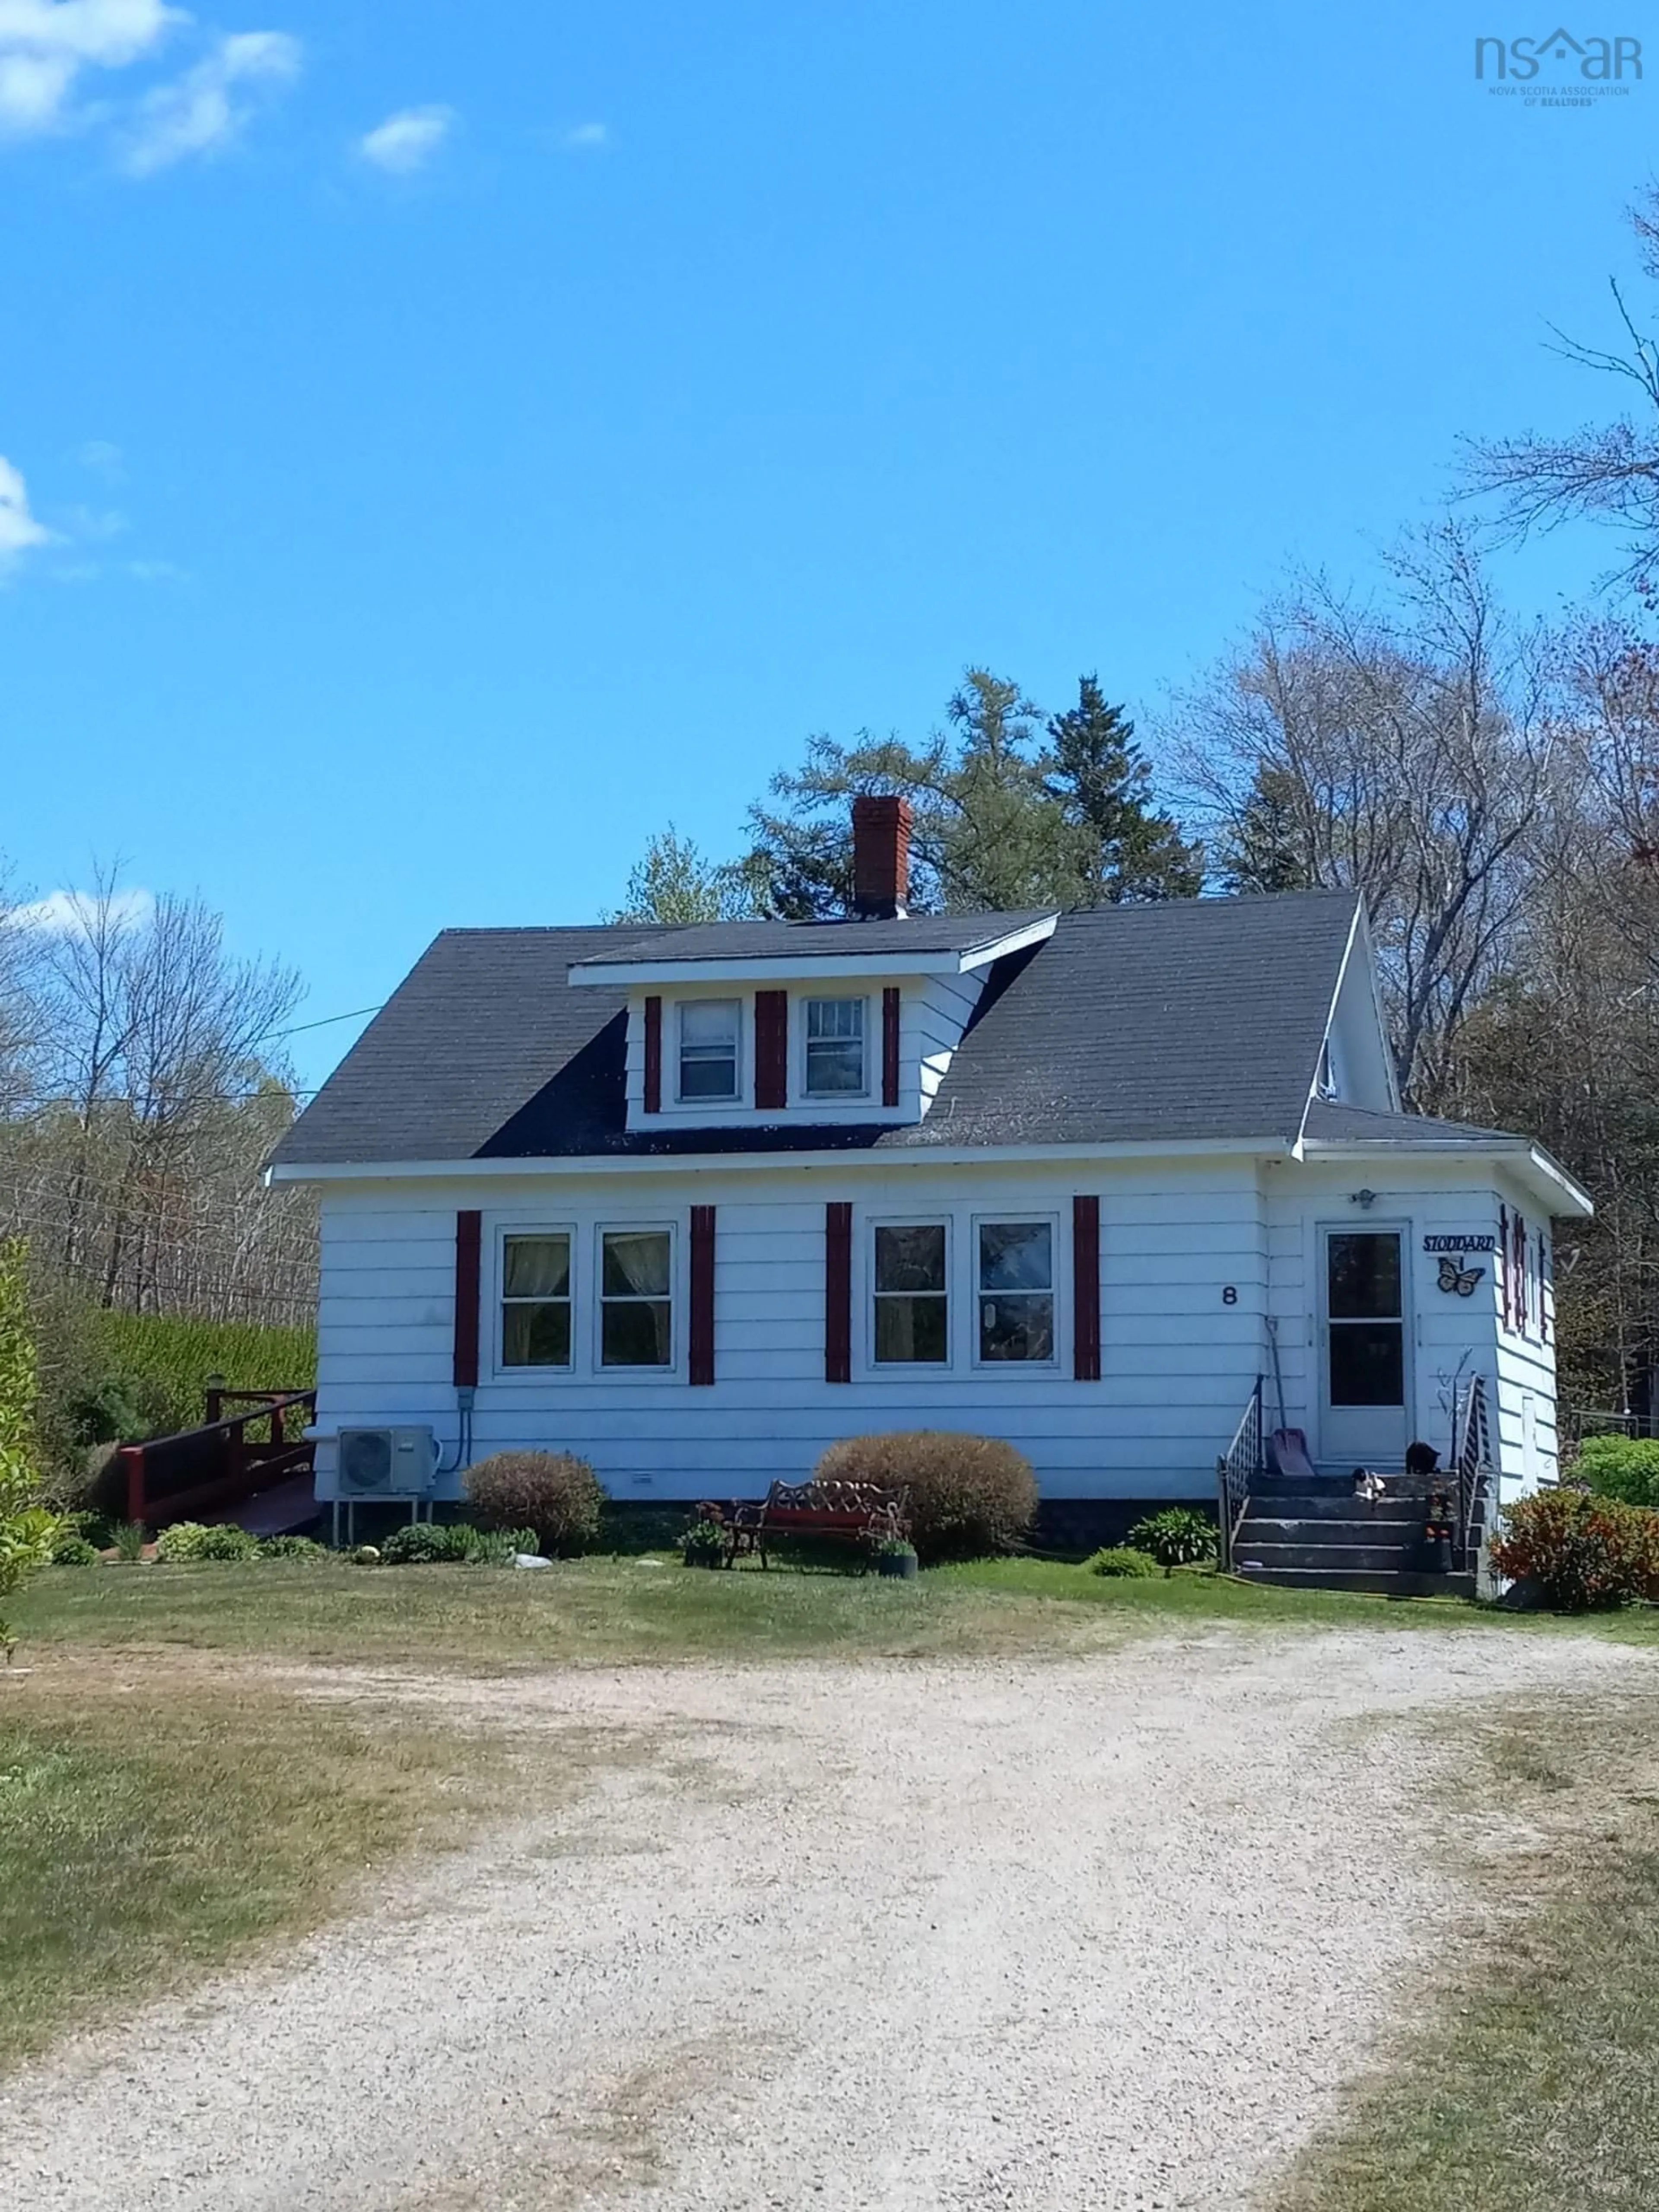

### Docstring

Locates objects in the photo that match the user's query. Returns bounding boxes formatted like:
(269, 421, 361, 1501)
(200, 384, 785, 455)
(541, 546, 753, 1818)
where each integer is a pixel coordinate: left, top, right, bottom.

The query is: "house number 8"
(1221, 1285, 1238, 1305)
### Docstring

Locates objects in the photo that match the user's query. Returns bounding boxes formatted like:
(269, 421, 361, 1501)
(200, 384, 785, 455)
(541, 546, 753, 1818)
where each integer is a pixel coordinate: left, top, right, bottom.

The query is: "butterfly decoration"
(1437, 1256, 1484, 1297)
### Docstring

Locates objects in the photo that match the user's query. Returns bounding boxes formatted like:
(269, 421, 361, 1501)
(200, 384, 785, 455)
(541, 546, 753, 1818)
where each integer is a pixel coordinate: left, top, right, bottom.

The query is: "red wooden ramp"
(118, 1387, 319, 1535)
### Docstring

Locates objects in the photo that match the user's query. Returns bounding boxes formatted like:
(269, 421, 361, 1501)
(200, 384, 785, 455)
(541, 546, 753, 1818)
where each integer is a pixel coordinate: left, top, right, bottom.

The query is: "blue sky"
(2, 1, 1653, 1088)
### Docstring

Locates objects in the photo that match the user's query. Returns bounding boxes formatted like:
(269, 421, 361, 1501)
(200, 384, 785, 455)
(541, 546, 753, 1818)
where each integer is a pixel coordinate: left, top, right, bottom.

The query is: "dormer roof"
(568, 910, 1058, 987)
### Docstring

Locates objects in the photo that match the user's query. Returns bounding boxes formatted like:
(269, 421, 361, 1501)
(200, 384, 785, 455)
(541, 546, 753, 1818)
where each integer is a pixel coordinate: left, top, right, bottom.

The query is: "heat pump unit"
(337, 1426, 437, 1498)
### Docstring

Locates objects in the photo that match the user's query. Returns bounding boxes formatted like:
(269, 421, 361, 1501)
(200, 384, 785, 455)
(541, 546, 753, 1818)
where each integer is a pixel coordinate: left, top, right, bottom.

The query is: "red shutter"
(1513, 1210, 1528, 1335)
(1498, 1205, 1510, 1329)
(882, 987, 901, 1108)
(1071, 1194, 1101, 1381)
(825, 1201, 853, 1383)
(754, 990, 788, 1111)
(643, 995, 662, 1114)
(690, 1205, 716, 1385)
(453, 1209, 482, 1388)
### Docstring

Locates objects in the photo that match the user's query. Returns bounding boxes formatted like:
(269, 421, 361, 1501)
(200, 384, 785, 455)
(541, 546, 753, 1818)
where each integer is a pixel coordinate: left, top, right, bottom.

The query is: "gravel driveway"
(3, 1626, 1648, 2212)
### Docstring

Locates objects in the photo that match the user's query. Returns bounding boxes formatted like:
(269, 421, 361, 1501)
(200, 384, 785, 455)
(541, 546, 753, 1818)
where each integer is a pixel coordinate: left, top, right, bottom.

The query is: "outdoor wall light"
(1351, 1188, 1378, 1209)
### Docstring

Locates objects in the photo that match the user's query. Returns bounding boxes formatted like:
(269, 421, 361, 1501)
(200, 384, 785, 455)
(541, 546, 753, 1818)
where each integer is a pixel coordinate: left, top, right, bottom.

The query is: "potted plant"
(873, 1535, 918, 1581)
(680, 1518, 728, 1569)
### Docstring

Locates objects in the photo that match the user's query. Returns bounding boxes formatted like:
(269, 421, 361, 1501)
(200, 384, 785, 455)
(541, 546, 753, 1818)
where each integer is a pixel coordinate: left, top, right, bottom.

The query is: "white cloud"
(0, 0, 184, 135)
(357, 101, 453, 175)
(559, 120, 607, 150)
(0, 453, 52, 566)
(16, 884, 153, 932)
(120, 25, 298, 175)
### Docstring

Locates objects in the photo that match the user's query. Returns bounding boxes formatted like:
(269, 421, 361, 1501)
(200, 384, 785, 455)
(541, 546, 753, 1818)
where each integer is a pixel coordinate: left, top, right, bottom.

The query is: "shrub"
(258, 1534, 327, 1562)
(812, 1431, 1037, 1564)
(380, 1520, 458, 1565)
(464, 1452, 605, 1557)
(1490, 1489, 1659, 1611)
(1574, 1434, 1659, 1510)
(155, 1520, 259, 1564)
(50, 1532, 100, 1566)
(680, 1518, 728, 1563)
(109, 1520, 148, 1562)
(1084, 1545, 1161, 1578)
(453, 1525, 537, 1567)
(0, 1235, 60, 1647)
(84, 1312, 315, 1441)
(1127, 1508, 1217, 1575)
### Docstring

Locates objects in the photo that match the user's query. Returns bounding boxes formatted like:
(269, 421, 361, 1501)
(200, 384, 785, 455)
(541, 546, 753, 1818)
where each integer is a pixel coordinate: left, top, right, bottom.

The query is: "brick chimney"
(851, 795, 912, 919)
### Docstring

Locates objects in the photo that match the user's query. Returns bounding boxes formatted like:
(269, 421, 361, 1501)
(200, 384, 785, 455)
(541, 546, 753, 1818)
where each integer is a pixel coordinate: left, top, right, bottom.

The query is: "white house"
(271, 798, 1590, 1580)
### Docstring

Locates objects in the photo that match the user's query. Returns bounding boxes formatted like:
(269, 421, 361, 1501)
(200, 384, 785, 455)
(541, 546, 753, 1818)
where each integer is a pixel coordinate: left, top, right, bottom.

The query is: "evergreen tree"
(1042, 676, 1204, 903)
(1215, 765, 1313, 894)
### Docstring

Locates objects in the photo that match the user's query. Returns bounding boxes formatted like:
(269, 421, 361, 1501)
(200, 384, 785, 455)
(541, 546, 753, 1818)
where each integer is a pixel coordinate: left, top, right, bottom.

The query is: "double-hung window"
(804, 997, 866, 1096)
(872, 1222, 949, 1363)
(678, 999, 740, 1101)
(500, 1233, 572, 1368)
(601, 1228, 674, 1367)
(976, 1219, 1055, 1363)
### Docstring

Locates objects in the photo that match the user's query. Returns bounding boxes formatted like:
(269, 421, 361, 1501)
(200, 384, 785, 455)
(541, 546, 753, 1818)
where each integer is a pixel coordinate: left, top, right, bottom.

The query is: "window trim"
(492, 1221, 578, 1382)
(674, 997, 743, 1107)
(595, 1220, 679, 1373)
(867, 1213, 953, 1372)
(970, 1211, 1061, 1371)
(800, 993, 871, 1102)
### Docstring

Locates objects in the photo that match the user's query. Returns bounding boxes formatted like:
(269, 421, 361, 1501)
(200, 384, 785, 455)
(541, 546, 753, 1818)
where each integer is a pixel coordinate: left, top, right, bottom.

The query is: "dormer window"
(678, 999, 740, 1101)
(804, 996, 867, 1097)
(1316, 1040, 1337, 1101)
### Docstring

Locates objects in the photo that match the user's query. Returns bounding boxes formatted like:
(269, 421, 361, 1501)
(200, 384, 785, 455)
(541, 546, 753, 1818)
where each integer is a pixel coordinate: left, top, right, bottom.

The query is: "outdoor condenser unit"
(336, 1426, 438, 1498)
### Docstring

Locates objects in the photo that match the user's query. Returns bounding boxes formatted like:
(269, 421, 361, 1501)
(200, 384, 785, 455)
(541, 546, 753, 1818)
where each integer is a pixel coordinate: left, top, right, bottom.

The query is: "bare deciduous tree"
(1169, 525, 1560, 1110)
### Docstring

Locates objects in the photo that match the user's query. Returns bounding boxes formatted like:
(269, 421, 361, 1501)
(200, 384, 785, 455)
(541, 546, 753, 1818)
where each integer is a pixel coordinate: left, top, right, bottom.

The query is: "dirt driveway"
(2, 1626, 1647, 2212)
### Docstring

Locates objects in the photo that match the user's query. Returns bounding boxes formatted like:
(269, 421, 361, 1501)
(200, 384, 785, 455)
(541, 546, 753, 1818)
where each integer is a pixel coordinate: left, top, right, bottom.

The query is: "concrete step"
(1243, 1491, 1435, 1521)
(1237, 1566, 1478, 1599)
(1237, 1515, 1420, 1542)
(1234, 1541, 1423, 1574)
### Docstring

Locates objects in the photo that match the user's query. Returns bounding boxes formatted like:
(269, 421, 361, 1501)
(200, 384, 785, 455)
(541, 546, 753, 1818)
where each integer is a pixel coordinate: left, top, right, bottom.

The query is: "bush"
(1574, 1434, 1659, 1510)
(109, 1520, 147, 1562)
(680, 1518, 728, 1562)
(812, 1431, 1037, 1564)
(1127, 1508, 1218, 1575)
(154, 1520, 260, 1564)
(464, 1452, 605, 1557)
(50, 1532, 99, 1567)
(84, 1312, 315, 1441)
(1490, 1489, 1659, 1611)
(258, 1535, 327, 1562)
(380, 1520, 458, 1565)
(1084, 1545, 1161, 1578)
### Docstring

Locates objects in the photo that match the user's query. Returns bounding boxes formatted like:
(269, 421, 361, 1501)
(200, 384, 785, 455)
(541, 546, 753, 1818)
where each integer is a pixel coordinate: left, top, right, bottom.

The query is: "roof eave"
(1299, 1134, 1593, 1218)
(567, 913, 1058, 989)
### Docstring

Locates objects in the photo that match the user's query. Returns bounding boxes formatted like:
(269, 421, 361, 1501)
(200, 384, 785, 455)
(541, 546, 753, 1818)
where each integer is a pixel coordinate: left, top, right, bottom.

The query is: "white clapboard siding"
(1264, 1161, 1560, 1483)
(311, 1158, 1269, 1501)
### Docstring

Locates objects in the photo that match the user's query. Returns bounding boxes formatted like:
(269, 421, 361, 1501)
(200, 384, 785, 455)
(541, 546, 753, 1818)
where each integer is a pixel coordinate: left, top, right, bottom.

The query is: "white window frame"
(801, 993, 871, 1101)
(492, 1222, 578, 1383)
(674, 997, 743, 1106)
(970, 1211, 1061, 1372)
(866, 1213, 953, 1373)
(594, 1220, 680, 1376)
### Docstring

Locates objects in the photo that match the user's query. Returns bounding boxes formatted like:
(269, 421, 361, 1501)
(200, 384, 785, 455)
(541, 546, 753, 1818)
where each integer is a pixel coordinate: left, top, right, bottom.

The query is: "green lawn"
(13, 1554, 1655, 1671)
(1280, 1700, 1659, 2212)
(0, 1661, 534, 2073)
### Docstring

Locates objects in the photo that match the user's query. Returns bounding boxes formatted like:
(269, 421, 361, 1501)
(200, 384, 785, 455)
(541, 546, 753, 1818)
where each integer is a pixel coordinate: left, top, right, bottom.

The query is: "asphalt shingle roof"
(273, 890, 1368, 1166)
(1300, 1100, 1525, 1146)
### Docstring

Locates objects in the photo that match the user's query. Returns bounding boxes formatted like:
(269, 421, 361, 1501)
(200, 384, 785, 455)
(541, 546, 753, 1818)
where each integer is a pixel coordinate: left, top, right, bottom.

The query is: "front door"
(1319, 1227, 1409, 1468)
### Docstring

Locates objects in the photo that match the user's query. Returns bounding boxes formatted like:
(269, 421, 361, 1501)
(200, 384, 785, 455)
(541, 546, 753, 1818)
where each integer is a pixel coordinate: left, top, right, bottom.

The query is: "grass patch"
(12, 1557, 1659, 1672)
(0, 1657, 522, 2073)
(1280, 1698, 1659, 2212)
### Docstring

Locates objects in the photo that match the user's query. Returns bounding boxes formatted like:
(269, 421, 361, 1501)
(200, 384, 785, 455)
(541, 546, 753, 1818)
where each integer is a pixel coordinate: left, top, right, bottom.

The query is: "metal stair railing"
(1452, 1374, 1492, 1570)
(1216, 1376, 1265, 1575)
